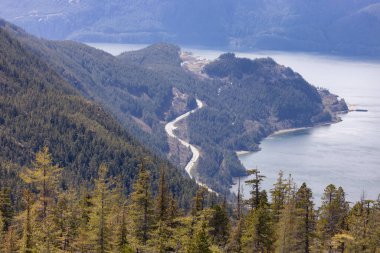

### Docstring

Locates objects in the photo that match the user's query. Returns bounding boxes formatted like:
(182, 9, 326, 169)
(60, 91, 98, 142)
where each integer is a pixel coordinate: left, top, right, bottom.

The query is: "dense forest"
(0, 148, 379, 252)
(0, 25, 198, 210)
(118, 45, 348, 194)
(0, 19, 348, 195)
(0, 12, 379, 253)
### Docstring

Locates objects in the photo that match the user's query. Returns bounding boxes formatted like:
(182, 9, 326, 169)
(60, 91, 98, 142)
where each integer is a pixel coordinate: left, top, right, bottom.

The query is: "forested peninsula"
(0, 19, 348, 195)
(0, 16, 378, 253)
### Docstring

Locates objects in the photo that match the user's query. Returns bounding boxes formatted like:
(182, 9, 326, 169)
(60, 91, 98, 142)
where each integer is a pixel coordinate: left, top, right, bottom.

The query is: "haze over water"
(89, 43, 380, 204)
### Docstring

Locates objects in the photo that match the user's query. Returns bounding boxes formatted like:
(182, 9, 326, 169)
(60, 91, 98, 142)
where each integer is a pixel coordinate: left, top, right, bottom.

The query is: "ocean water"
(87, 43, 380, 204)
(230, 52, 380, 204)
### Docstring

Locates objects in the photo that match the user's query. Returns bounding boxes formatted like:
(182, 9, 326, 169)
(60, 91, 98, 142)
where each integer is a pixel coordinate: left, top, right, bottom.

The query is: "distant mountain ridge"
(0, 0, 379, 57)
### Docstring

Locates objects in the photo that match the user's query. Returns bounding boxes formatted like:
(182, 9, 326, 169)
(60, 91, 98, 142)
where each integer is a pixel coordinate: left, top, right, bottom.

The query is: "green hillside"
(0, 25, 198, 209)
(1, 20, 347, 195)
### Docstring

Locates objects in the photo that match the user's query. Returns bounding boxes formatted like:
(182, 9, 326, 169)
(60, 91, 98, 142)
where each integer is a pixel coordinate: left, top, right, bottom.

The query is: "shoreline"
(235, 118, 344, 157)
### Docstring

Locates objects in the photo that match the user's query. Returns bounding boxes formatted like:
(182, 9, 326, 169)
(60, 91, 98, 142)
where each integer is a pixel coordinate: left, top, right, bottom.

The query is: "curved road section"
(165, 99, 216, 193)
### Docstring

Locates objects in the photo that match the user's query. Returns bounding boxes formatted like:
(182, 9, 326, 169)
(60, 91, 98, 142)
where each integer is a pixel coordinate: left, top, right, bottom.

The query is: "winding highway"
(165, 99, 216, 193)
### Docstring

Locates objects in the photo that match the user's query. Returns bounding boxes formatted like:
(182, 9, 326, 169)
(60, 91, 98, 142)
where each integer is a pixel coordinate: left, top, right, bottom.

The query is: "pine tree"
(336, 187, 349, 230)
(0, 188, 13, 231)
(237, 177, 242, 221)
(275, 199, 298, 252)
(242, 191, 274, 253)
(188, 218, 212, 253)
(295, 183, 315, 253)
(156, 166, 169, 222)
(347, 198, 380, 252)
(129, 160, 154, 246)
(73, 190, 93, 252)
(116, 203, 133, 253)
(20, 189, 34, 253)
(227, 180, 243, 253)
(53, 190, 80, 252)
(19, 146, 61, 219)
(3, 224, 18, 253)
(274, 176, 298, 253)
(316, 184, 349, 252)
(167, 195, 179, 224)
(209, 201, 230, 247)
(188, 187, 209, 252)
(227, 218, 243, 253)
(88, 164, 113, 253)
(245, 168, 265, 210)
(152, 166, 175, 252)
(112, 177, 133, 253)
(270, 171, 286, 223)
(19, 147, 62, 252)
(192, 187, 208, 216)
(0, 210, 4, 252)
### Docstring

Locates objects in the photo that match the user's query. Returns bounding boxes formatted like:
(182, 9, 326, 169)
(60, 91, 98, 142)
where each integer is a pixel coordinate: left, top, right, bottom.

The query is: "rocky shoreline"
(235, 88, 348, 157)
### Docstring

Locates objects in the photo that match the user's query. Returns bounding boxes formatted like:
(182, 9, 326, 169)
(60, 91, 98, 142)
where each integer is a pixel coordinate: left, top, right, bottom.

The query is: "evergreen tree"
(189, 219, 212, 253)
(53, 190, 80, 252)
(19, 147, 62, 252)
(316, 184, 349, 252)
(295, 183, 315, 253)
(0, 188, 13, 231)
(274, 176, 298, 253)
(19, 147, 62, 219)
(336, 187, 349, 230)
(227, 179, 244, 253)
(236, 177, 243, 221)
(88, 164, 113, 253)
(270, 171, 286, 223)
(274, 181, 314, 253)
(73, 190, 93, 252)
(192, 187, 208, 216)
(156, 166, 169, 222)
(116, 203, 133, 253)
(227, 218, 243, 253)
(0, 210, 4, 252)
(347, 198, 380, 252)
(209, 201, 230, 247)
(152, 166, 177, 252)
(242, 191, 274, 253)
(245, 168, 265, 210)
(129, 160, 154, 246)
(167, 195, 179, 223)
(275, 194, 298, 252)
(19, 189, 34, 253)
(113, 178, 133, 253)
(2, 224, 18, 253)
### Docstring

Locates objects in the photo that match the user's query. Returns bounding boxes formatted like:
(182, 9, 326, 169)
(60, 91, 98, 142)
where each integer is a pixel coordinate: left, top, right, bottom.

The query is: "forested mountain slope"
(0, 20, 347, 195)
(0, 24, 198, 209)
(0, 0, 379, 57)
(119, 46, 347, 192)
(1, 21, 182, 156)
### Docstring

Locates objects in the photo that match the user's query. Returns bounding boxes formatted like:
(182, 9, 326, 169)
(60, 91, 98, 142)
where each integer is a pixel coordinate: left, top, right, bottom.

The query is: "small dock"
(348, 104, 368, 112)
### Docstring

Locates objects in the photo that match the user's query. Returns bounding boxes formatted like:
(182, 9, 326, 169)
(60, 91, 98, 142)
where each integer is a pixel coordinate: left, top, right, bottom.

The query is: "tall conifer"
(245, 168, 265, 210)
(129, 159, 154, 246)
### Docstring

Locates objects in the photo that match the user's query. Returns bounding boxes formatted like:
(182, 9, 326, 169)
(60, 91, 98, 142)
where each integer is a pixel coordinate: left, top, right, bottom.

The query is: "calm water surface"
(88, 43, 380, 203)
